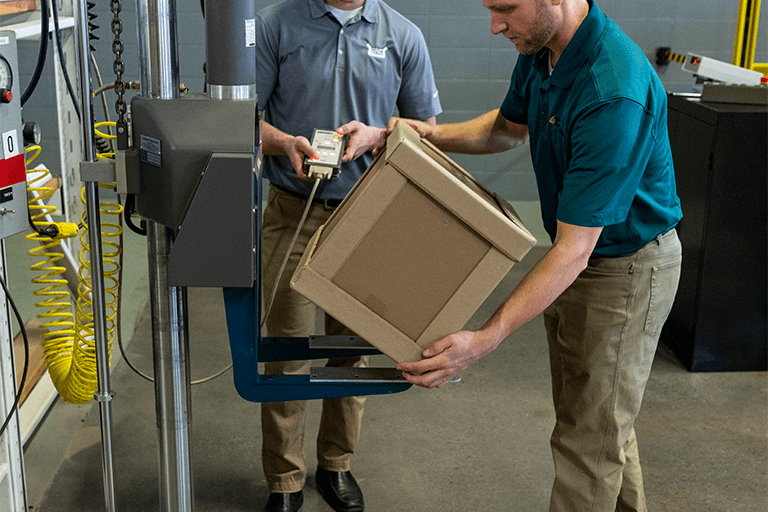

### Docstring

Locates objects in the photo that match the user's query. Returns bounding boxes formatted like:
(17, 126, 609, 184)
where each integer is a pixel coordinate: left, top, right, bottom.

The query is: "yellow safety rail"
(734, 0, 767, 76)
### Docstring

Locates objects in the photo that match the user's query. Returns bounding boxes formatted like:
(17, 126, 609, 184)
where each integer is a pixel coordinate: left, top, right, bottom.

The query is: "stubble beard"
(513, 0, 558, 55)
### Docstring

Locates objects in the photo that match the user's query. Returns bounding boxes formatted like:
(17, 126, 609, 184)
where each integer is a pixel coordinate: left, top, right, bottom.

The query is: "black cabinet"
(662, 94, 767, 372)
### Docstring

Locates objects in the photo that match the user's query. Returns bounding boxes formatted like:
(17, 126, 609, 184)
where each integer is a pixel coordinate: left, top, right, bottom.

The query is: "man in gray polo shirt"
(255, 1, 441, 511)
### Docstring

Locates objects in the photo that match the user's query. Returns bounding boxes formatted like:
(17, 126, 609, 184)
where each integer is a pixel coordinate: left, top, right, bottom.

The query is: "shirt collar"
(534, 0, 605, 89)
(308, 0, 378, 24)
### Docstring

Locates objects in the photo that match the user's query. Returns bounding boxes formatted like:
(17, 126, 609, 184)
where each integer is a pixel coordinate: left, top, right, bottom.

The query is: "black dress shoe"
(263, 490, 303, 512)
(315, 467, 364, 512)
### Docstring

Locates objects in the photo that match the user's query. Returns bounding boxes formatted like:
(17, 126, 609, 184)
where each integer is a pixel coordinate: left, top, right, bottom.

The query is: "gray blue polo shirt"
(256, 0, 442, 200)
(500, 0, 682, 257)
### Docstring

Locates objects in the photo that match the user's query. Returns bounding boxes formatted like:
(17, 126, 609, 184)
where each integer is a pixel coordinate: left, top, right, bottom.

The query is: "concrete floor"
(13, 233, 768, 511)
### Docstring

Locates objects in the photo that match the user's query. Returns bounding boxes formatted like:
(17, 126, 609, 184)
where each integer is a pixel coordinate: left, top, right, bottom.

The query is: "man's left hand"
(336, 120, 387, 162)
(396, 330, 494, 389)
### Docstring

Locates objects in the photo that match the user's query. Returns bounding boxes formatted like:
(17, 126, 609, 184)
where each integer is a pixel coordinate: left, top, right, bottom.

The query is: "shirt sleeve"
(254, 14, 279, 112)
(395, 28, 442, 121)
(499, 55, 532, 125)
(557, 98, 657, 227)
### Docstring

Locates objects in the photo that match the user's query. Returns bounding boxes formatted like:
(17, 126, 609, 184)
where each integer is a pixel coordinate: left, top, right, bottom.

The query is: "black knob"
(23, 121, 41, 146)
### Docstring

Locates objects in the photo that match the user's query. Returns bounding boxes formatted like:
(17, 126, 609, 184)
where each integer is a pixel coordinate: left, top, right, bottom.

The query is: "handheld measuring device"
(304, 129, 348, 180)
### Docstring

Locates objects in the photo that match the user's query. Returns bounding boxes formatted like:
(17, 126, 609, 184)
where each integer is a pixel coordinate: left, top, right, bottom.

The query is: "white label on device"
(2, 129, 18, 159)
(245, 19, 256, 47)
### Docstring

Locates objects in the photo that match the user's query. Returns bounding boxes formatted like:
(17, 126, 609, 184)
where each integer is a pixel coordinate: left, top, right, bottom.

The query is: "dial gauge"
(0, 55, 12, 91)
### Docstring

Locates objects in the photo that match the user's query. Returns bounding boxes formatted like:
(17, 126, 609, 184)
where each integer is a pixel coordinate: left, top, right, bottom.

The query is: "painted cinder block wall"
(15, 0, 767, 203)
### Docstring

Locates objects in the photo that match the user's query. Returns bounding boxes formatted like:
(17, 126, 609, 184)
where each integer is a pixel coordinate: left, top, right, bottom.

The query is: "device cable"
(122, 195, 146, 237)
(88, 125, 225, 385)
(24, 146, 50, 238)
(20, 0, 49, 107)
(0, 273, 29, 439)
(114, 173, 327, 382)
(111, 191, 153, 381)
(51, 0, 81, 121)
(90, 54, 114, 153)
(111, 194, 226, 384)
(261, 176, 323, 330)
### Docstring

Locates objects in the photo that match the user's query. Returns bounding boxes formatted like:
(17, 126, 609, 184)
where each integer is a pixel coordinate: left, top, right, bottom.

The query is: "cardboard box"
(290, 123, 537, 362)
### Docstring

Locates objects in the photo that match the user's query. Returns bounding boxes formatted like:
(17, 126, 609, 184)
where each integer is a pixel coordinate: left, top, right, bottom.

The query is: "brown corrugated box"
(290, 122, 537, 362)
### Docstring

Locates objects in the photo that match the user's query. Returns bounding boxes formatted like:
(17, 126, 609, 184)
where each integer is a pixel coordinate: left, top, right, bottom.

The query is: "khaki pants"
(261, 185, 367, 493)
(544, 229, 681, 512)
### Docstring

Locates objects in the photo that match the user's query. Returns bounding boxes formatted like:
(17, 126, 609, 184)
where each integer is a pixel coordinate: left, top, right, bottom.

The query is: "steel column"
(135, 0, 192, 510)
(74, 0, 117, 509)
(147, 223, 193, 512)
(136, 0, 180, 100)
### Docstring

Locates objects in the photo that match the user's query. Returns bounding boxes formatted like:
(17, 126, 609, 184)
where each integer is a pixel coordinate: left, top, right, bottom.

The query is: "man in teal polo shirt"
(255, 0, 441, 511)
(392, 0, 682, 510)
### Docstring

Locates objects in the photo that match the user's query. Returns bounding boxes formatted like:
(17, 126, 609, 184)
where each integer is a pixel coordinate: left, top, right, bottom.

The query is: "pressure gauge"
(0, 54, 12, 91)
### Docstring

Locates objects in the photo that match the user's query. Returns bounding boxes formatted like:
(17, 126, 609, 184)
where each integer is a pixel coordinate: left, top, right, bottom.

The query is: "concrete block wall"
(13, 0, 765, 203)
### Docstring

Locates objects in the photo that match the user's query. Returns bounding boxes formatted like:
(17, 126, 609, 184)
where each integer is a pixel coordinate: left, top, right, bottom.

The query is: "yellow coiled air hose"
(25, 131, 123, 404)
(25, 146, 78, 391)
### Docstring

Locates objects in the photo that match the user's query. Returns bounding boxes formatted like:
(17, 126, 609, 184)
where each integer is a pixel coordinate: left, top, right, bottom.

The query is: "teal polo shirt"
(500, 0, 682, 257)
(256, 0, 442, 201)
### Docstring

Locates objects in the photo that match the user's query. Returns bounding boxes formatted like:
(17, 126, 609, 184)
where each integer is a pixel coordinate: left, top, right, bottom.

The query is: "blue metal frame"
(222, 158, 411, 402)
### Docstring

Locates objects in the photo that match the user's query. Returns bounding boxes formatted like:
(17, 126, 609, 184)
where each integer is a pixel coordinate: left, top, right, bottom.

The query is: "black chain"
(110, 0, 128, 149)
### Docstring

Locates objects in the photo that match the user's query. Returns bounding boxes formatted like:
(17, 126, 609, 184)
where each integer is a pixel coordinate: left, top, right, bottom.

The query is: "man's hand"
(283, 135, 316, 180)
(261, 122, 318, 180)
(396, 330, 497, 389)
(336, 120, 386, 161)
(385, 117, 439, 142)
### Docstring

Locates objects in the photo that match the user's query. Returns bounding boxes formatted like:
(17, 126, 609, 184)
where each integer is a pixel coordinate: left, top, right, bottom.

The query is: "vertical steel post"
(205, 0, 256, 100)
(146, 223, 192, 512)
(136, 0, 180, 99)
(135, 0, 191, 510)
(0, 242, 28, 512)
(73, 0, 117, 510)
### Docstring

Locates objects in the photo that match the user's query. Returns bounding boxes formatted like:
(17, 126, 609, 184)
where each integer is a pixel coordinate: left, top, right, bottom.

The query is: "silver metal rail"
(135, 1, 192, 510)
(74, 0, 117, 510)
(136, 0, 180, 100)
(146, 223, 193, 512)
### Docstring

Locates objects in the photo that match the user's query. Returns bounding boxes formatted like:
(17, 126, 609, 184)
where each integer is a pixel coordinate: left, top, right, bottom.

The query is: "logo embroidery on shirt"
(366, 43, 388, 59)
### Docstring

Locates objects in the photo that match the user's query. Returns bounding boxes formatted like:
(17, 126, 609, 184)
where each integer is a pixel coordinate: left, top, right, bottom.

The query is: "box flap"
(384, 124, 537, 261)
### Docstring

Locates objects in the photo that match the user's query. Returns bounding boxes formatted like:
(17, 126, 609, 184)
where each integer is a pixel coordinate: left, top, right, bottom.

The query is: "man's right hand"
(284, 135, 316, 180)
(261, 121, 319, 180)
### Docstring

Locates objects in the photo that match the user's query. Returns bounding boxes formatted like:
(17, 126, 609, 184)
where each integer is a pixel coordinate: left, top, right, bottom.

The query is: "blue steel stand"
(223, 165, 411, 402)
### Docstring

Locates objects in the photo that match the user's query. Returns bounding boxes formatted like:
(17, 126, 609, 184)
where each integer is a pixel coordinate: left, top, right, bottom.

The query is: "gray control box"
(0, 31, 27, 240)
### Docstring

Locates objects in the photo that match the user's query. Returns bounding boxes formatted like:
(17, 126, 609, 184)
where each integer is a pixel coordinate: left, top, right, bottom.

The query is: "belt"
(655, 228, 676, 243)
(272, 183, 343, 208)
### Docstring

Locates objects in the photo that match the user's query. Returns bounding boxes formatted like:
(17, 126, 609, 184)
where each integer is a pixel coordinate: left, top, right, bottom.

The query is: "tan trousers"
(544, 229, 681, 512)
(261, 185, 367, 493)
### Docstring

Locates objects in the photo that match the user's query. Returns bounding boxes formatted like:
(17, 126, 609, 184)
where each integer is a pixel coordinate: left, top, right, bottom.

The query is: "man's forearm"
(478, 223, 602, 347)
(430, 109, 527, 155)
(260, 121, 293, 156)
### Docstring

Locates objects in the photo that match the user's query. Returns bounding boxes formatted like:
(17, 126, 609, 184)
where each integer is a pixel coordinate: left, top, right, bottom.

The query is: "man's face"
(483, 0, 558, 55)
